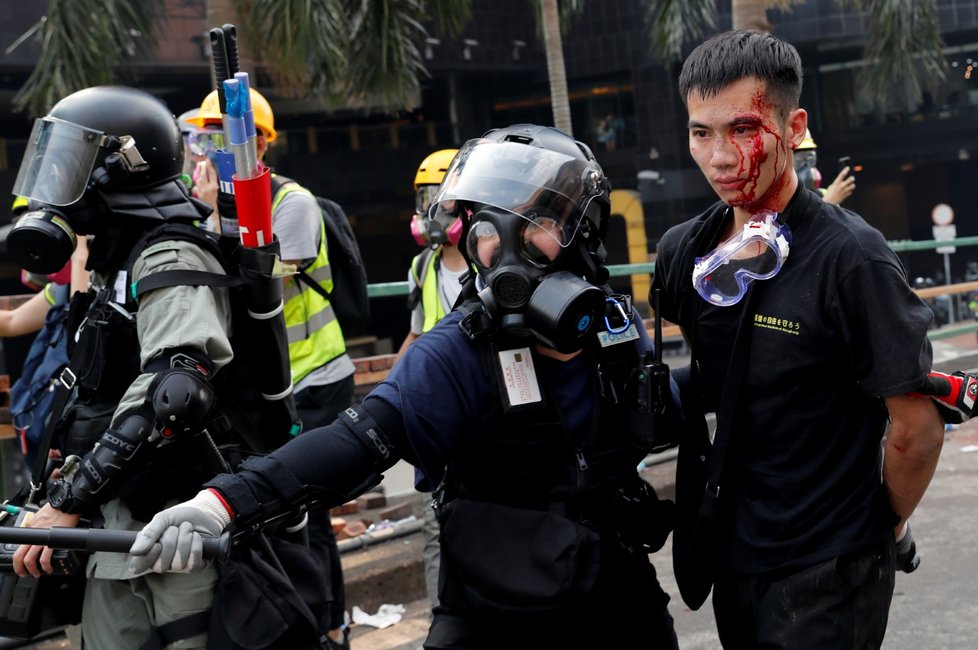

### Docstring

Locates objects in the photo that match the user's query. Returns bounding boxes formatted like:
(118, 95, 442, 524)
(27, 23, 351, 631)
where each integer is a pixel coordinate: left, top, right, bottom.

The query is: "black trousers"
(295, 375, 356, 631)
(712, 538, 896, 649)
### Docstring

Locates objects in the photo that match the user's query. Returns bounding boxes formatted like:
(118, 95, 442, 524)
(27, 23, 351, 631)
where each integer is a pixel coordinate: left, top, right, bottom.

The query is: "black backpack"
(129, 222, 299, 457)
(270, 175, 372, 338)
(9, 283, 71, 469)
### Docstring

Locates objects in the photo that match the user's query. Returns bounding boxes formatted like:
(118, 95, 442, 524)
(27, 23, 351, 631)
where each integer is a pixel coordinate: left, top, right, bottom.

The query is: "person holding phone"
(793, 129, 856, 205)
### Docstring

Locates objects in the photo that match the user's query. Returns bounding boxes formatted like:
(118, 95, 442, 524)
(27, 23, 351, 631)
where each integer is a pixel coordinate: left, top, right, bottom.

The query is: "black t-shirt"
(653, 186, 933, 573)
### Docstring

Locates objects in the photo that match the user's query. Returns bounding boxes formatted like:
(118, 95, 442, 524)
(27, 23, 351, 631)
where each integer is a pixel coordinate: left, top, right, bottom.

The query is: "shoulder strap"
(134, 270, 243, 300)
(295, 269, 332, 302)
(407, 248, 436, 311)
(28, 342, 88, 495)
(126, 223, 244, 300)
(268, 173, 293, 202)
(274, 177, 333, 302)
(698, 283, 763, 503)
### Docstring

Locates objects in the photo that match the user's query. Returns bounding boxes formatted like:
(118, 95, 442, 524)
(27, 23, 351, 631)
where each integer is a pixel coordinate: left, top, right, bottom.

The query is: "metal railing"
(366, 237, 977, 298)
(365, 237, 978, 342)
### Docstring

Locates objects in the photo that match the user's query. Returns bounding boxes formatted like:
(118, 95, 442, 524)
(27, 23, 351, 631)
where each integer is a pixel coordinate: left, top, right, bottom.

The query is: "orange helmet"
(189, 88, 277, 142)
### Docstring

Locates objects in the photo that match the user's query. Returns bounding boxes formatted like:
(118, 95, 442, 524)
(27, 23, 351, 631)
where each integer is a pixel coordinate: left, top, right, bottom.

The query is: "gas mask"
(465, 206, 605, 352)
(411, 204, 462, 248)
(6, 206, 78, 276)
(794, 149, 822, 192)
(6, 191, 119, 274)
(428, 130, 613, 352)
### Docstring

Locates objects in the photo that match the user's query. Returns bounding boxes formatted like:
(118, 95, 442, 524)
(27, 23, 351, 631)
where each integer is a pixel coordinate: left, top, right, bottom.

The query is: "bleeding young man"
(651, 30, 944, 649)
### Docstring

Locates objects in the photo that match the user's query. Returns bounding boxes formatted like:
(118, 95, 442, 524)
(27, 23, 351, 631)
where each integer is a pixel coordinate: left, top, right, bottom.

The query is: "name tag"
(597, 323, 639, 347)
(113, 270, 128, 304)
(497, 347, 542, 407)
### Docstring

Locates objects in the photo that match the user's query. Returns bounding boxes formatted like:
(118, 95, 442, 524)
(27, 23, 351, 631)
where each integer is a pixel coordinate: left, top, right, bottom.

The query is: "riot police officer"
(131, 124, 681, 648)
(9, 86, 236, 649)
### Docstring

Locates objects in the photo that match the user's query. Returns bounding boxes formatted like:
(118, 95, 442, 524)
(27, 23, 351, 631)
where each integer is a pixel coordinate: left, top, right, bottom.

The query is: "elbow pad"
(150, 366, 216, 437)
(48, 409, 156, 514)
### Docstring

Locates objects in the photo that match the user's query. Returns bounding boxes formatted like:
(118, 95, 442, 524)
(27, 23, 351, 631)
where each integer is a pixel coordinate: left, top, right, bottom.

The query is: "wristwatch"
(46, 478, 83, 514)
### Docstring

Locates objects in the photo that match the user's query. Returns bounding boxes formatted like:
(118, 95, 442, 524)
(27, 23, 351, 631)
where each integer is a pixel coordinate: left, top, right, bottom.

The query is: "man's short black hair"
(678, 30, 803, 119)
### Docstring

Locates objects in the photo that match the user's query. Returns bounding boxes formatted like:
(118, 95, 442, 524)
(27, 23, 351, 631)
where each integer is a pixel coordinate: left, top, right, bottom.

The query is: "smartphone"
(838, 155, 852, 170)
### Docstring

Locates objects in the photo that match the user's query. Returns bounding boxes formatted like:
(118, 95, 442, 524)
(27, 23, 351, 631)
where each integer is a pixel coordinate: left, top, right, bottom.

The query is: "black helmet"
(427, 124, 613, 350)
(478, 124, 612, 238)
(13, 86, 183, 206)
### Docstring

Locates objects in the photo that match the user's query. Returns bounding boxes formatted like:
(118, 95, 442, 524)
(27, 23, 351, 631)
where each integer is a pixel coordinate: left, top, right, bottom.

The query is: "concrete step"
(339, 492, 429, 616)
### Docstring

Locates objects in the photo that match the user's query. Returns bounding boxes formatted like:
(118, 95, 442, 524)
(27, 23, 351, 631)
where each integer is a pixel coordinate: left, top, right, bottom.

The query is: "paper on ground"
(351, 603, 406, 629)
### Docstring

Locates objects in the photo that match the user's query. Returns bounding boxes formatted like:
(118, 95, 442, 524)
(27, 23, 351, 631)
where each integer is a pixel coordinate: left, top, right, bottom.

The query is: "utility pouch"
(69, 298, 140, 399)
(56, 400, 116, 459)
(206, 535, 327, 650)
(438, 498, 600, 616)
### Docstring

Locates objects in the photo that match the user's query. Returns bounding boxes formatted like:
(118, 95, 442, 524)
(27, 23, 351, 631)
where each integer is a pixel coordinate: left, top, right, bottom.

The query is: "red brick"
(342, 520, 368, 539)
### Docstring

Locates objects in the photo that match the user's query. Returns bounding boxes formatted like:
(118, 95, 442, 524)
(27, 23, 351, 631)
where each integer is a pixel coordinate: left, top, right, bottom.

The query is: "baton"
(222, 24, 239, 76)
(0, 527, 231, 562)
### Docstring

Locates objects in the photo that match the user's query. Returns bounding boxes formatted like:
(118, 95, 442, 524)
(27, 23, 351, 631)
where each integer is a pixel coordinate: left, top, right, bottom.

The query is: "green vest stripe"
(415, 251, 445, 333)
(286, 302, 337, 344)
(274, 180, 347, 384)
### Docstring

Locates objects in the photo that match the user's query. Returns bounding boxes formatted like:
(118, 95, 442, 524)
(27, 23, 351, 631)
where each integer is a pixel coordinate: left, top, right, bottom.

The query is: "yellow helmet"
(414, 149, 458, 190)
(798, 128, 817, 150)
(189, 88, 277, 142)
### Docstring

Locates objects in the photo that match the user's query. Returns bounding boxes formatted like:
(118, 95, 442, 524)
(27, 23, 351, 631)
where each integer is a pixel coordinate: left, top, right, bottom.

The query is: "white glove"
(128, 489, 232, 575)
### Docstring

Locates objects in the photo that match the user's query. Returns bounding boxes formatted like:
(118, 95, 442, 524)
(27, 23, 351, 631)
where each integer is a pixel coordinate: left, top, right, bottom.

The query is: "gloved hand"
(895, 521, 920, 574)
(128, 489, 232, 575)
(909, 370, 978, 423)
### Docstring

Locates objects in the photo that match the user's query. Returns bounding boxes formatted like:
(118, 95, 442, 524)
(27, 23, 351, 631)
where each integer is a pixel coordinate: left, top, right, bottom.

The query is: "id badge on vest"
(495, 347, 544, 413)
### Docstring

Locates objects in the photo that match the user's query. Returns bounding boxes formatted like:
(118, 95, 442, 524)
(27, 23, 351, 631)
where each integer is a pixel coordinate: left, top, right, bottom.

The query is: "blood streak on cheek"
(731, 130, 767, 206)
(758, 127, 789, 211)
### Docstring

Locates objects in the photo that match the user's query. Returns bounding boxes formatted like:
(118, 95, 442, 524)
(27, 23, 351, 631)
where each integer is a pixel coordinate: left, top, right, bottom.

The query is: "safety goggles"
(185, 127, 226, 157)
(415, 185, 441, 216)
(691, 210, 791, 306)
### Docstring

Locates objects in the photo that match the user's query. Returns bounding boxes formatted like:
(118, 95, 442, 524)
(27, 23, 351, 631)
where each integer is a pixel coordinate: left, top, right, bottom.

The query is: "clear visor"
(691, 211, 791, 307)
(428, 139, 601, 251)
(186, 128, 226, 157)
(13, 117, 104, 206)
(415, 185, 440, 216)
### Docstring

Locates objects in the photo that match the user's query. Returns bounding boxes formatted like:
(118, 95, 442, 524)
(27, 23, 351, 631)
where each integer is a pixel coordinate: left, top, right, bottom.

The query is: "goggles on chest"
(691, 210, 791, 307)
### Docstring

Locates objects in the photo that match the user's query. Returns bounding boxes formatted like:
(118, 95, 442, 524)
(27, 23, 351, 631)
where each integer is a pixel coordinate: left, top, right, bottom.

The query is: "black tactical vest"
(447, 304, 652, 528)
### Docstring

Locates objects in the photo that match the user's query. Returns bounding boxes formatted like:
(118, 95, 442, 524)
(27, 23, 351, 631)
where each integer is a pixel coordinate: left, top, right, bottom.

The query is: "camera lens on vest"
(526, 271, 606, 353)
(7, 209, 77, 275)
